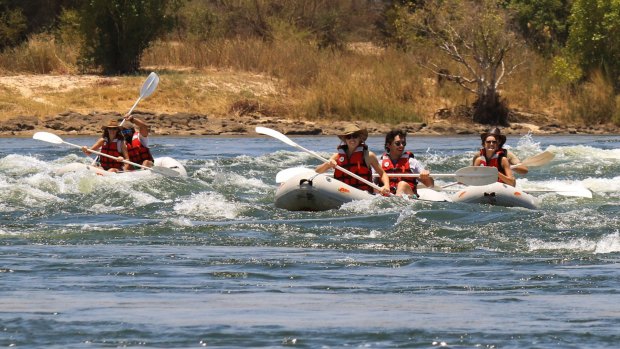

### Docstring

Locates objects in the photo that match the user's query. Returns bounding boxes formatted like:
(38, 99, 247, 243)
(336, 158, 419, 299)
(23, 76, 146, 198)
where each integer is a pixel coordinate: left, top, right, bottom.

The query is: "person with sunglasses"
(81, 119, 129, 172)
(120, 114, 154, 171)
(377, 129, 434, 197)
(470, 127, 528, 176)
(315, 123, 391, 196)
(473, 128, 516, 186)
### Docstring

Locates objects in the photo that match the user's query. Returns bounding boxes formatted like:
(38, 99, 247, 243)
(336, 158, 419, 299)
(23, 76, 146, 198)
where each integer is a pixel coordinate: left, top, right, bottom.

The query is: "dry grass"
(1, 35, 618, 126)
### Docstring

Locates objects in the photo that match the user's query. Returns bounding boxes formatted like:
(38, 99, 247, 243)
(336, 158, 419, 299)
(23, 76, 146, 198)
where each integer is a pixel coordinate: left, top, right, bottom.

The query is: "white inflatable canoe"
(56, 157, 188, 178)
(452, 182, 540, 209)
(275, 169, 451, 211)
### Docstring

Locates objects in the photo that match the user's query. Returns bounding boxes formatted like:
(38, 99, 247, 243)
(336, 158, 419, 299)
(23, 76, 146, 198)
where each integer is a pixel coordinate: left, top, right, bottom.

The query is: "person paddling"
(471, 127, 529, 175)
(473, 128, 516, 186)
(81, 119, 128, 173)
(315, 123, 391, 196)
(378, 129, 434, 197)
(120, 114, 154, 171)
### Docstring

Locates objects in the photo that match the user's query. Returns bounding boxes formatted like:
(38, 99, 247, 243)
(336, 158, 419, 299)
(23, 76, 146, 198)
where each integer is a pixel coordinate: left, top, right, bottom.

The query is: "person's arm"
(82, 138, 104, 155)
(368, 151, 390, 195)
(473, 156, 483, 166)
(499, 157, 516, 187)
(411, 158, 434, 188)
(315, 153, 338, 173)
(507, 151, 529, 175)
(125, 115, 149, 137)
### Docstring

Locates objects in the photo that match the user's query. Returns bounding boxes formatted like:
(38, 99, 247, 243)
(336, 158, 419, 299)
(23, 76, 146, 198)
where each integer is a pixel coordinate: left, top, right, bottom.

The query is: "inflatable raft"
(275, 169, 451, 211)
(56, 157, 188, 178)
(452, 182, 540, 209)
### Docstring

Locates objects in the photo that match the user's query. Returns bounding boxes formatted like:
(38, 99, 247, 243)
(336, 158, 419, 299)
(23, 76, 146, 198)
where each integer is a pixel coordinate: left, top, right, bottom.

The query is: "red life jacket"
(126, 134, 154, 169)
(334, 144, 373, 193)
(380, 151, 418, 194)
(478, 148, 506, 183)
(99, 138, 124, 170)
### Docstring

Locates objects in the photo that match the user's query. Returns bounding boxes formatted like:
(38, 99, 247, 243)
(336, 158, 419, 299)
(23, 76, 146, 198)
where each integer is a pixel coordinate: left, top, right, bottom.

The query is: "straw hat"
(101, 119, 121, 130)
(338, 123, 368, 142)
(480, 127, 506, 147)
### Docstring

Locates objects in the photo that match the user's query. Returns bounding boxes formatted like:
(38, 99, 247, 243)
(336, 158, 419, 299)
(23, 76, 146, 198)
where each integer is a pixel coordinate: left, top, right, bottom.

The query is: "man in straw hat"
(473, 127, 516, 186)
(315, 123, 391, 195)
(81, 118, 129, 172)
(120, 114, 154, 171)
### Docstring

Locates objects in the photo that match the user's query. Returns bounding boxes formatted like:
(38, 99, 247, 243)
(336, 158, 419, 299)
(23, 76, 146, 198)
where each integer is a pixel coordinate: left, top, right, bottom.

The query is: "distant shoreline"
(2, 111, 620, 138)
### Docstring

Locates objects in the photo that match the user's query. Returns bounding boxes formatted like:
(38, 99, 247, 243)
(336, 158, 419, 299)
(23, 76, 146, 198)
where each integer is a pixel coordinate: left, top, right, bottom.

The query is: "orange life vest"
(380, 151, 417, 194)
(334, 144, 373, 193)
(478, 148, 506, 183)
(126, 134, 153, 169)
(99, 138, 124, 170)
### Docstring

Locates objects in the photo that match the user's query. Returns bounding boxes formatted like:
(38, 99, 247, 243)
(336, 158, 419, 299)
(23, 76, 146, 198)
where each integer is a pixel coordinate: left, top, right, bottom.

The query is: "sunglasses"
(344, 133, 360, 140)
(121, 129, 133, 135)
(485, 140, 498, 144)
(393, 141, 406, 147)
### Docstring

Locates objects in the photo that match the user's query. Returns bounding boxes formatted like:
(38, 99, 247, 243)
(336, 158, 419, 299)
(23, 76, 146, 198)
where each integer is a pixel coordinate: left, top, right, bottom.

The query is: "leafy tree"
(78, 0, 175, 74)
(407, 0, 524, 125)
(508, 0, 571, 55)
(0, 6, 27, 50)
(567, 0, 620, 89)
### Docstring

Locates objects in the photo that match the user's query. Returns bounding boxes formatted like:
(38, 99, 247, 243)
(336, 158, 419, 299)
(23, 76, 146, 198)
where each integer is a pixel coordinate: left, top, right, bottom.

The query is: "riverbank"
(2, 109, 619, 138)
(1, 73, 619, 137)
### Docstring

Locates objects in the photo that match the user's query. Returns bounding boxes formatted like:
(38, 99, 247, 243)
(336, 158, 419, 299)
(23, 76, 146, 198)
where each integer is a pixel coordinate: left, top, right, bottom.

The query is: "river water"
(1, 133, 619, 348)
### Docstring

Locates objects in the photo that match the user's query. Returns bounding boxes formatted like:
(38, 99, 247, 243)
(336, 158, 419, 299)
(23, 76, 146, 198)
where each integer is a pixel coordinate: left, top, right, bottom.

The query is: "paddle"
(33, 131, 180, 177)
(521, 187, 593, 198)
(120, 72, 160, 127)
(256, 126, 391, 195)
(372, 166, 498, 186)
(511, 150, 555, 169)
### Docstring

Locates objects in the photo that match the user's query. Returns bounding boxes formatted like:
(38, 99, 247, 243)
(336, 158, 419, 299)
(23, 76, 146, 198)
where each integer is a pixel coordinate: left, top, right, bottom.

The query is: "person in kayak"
(471, 127, 529, 175)
(315, 123, 391, 196)
(82, 119, 128, 172)
(473, 128, 516, 186)
(120, 114, 154, 171)
(377, 129, 434, 197)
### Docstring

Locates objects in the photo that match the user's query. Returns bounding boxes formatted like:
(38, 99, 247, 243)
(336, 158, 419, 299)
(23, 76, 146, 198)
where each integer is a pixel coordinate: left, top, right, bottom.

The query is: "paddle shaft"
(64, 139, 152, 171)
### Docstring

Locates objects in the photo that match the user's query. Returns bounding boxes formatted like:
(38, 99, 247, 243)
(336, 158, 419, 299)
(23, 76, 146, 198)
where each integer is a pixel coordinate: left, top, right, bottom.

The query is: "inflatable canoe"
(56, 157, 188, 178)
(275, 169, 451, 211)
(452, 182, 540, 209)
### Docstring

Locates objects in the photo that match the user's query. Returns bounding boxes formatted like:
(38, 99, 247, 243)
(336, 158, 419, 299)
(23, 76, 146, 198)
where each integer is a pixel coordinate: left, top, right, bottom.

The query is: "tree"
(78, 0, 174, 74)
(407, 0, 524, 125)
(566, 0, 620, 90)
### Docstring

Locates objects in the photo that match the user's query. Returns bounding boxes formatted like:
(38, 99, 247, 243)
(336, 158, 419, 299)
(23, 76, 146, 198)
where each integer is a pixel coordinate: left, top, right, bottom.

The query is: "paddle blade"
(276, 167, 314, 184)
(454, 166, 498, 186)
(525, 187, 593, 198)
(517, 151, 555, 168)
(33, 131, 63, 144)
(255, 127, 298, 148)
(140, 72, 159, 99)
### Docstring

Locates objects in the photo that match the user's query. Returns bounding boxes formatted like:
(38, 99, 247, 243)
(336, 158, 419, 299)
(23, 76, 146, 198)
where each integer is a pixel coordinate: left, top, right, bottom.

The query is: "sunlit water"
(1, 133, 619, 348)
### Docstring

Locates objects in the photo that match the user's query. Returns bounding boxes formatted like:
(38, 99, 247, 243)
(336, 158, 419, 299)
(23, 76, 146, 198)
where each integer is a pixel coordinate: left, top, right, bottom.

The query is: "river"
(1, 133, 619, 348)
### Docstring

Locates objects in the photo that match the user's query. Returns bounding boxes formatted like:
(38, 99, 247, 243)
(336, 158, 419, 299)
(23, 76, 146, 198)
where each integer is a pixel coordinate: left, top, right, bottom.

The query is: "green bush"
(78, 0, 173, 74)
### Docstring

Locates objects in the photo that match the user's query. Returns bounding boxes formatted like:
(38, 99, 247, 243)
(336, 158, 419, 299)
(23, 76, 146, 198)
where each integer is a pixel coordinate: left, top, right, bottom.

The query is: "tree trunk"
(472, 86, 509, 126)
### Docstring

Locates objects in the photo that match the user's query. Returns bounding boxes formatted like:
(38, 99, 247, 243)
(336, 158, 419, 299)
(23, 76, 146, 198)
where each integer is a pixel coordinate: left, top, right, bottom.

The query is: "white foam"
(528, 232, 620, 254)
(173, 192, 246, 219)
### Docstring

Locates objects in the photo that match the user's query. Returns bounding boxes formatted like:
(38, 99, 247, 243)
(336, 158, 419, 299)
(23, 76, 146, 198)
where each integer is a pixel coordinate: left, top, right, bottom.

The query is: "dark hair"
(101, 127, 124, 141)
(385, 129, 407, 151)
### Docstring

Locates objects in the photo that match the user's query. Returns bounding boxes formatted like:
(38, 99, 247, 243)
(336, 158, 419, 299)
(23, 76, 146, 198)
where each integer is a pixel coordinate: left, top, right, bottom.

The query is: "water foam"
(173, 192, 247, 219)
(527, 231, 620, 254)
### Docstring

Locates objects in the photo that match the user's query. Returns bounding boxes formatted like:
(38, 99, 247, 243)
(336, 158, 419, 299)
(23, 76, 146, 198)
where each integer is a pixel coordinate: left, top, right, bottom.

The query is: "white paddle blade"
(275, 167, 314, 184)
(141, 72, 159, 99)
(454, 166, 498, 186)
(525, 187, 593, 198)
(514, 151, 555, 168)
(33, 131, 63, 144)
(255, 127, 299, 149)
